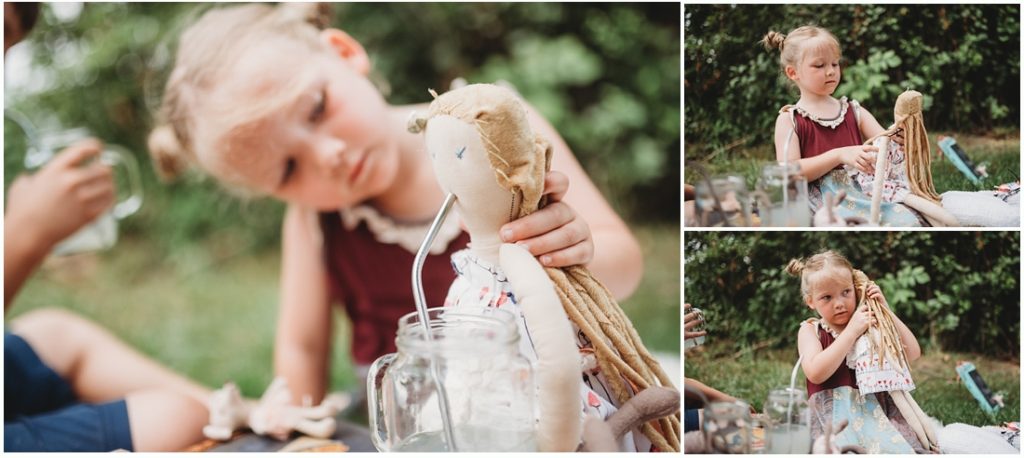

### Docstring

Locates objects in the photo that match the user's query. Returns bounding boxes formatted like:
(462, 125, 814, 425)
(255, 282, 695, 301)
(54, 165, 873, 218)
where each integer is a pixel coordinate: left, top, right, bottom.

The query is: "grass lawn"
(685, 341, 1020, 427)
(684, 131, 1020, 196)
(7, 224, 680, 399)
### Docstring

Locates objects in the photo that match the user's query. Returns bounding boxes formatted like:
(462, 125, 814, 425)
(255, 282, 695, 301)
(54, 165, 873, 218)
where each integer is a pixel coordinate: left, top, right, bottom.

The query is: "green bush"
(684, 4, 1020, 156)
(684, 232, 1020, 358)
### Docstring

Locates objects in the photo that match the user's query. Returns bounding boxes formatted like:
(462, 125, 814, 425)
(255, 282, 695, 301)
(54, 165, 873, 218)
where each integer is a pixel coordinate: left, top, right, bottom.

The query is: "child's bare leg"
(126, 389, 207, 451)
(9, 307, 210, 404)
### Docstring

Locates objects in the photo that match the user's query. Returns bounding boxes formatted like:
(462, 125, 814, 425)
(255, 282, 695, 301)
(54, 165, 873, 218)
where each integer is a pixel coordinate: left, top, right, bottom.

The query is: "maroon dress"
(319, 211, 470, 366)
(790, 97, 863, 160)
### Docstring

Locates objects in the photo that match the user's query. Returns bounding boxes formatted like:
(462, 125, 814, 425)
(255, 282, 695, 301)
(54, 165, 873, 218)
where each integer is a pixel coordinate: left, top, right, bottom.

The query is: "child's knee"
(126, 390, 208, 451)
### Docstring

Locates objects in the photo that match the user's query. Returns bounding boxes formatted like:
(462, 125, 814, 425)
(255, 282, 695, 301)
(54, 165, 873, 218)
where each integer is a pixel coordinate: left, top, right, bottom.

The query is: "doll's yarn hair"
(147, 3, 330, 188)
(865, 90, 942, 204)
(761, 25, 841, 73)
(421, 84, 681, 451)
(786, 250, 854, 302)
(851, 269, 911, 373)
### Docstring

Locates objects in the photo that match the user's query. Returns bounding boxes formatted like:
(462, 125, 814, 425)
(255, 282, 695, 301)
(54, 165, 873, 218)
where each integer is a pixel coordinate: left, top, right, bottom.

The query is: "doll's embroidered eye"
(455, 146, 466, 160)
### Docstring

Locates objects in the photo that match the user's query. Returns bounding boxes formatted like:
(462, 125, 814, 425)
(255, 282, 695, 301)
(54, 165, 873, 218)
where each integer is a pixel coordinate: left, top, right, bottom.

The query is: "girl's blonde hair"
(147, 3, 331, 185)
(785, 250, 854, 301)
(761, 25, 841, 72)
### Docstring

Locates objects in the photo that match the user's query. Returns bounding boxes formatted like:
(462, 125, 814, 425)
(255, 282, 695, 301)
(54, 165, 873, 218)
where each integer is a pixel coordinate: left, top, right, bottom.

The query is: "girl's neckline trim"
(338, 204, 463, 255)
(805, 317, 841, 338)
(790, 97, 850, 129)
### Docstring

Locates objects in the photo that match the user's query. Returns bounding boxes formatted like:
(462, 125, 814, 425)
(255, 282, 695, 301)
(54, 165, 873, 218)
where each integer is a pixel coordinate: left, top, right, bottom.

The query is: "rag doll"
(855, 90, 959, 227)
(849, 270, 939, 452)
(409, 83, 680, 451)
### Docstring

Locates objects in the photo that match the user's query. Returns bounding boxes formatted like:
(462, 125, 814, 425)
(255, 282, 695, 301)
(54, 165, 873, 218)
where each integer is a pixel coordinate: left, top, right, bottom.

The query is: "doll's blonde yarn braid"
(422, 84, 680, 451)
(852, 270, 910, 372)
(865, 90, 942, 204)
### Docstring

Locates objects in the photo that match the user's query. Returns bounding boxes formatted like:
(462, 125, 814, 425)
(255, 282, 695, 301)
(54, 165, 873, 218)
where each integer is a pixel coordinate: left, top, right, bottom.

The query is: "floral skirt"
(810, 169, 925, 227)
(808, 386, 928, 454)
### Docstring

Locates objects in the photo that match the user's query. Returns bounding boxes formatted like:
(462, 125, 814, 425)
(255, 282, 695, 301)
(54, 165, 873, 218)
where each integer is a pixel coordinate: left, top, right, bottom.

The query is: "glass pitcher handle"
(367, 352, 397, 452)
(101, 146, 143, 219)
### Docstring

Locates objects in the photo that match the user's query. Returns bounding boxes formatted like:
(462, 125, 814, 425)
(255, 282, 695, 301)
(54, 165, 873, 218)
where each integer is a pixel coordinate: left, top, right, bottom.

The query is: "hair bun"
(762, 31, 786, 51)
(276, 2, 332, 29)
(785, 258, 805, 277)
(147, 124, 191, 182)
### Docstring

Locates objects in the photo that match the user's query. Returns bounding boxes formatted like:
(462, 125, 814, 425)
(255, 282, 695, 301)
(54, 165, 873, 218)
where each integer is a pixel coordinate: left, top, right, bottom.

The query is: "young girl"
(763, 25, 925, 226)
(787, 250, 930, 453)
(146, 3, 643, 410)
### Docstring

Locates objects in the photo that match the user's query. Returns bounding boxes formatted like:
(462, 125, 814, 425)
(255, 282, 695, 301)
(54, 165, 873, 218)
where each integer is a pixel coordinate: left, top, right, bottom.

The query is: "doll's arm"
(521, 104, 643, 300)
(499, 242, 582, 452)
(275, 205, 333, 405)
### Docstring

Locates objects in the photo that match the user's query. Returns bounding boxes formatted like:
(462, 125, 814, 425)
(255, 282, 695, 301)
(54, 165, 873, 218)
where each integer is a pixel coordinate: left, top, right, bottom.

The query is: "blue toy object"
(937, 136, 985, 185)
(956, 361, 1003, 417)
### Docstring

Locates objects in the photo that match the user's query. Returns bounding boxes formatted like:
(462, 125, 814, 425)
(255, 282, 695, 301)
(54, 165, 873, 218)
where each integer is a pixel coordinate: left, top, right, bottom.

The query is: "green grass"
(684, 132, 1020, 195)
(7, 224, 679, 398)
(685, 342, 1020, 427)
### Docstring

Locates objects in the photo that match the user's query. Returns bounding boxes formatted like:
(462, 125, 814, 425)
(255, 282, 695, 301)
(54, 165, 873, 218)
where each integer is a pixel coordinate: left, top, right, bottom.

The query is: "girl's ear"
(785, 65, 798, 82)
(320, 28, 370, 76)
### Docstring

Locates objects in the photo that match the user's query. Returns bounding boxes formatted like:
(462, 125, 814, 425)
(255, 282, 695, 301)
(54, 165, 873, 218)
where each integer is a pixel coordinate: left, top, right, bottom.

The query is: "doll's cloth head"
(893, 90, 924, 126)
(421, 84, 552, 218)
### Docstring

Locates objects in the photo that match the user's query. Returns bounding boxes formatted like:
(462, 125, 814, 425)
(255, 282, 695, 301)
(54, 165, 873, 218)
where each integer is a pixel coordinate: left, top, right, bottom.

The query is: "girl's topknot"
(785, 258, 805, 277)
(761, 31, 786, 51)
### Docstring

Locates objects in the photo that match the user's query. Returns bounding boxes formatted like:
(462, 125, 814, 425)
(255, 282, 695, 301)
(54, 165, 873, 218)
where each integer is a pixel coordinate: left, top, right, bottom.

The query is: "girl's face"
(200, 34, 400, 210)
(805, 266, 856, 326)
(788, 39, 841, 97)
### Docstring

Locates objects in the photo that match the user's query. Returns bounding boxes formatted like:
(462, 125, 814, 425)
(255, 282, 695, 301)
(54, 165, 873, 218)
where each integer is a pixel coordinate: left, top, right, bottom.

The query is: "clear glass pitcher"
(763, 387, 811, 454)
(693, 175, 752, 227)
(367, 307, 536, 452)
(755, 162, 810, 227)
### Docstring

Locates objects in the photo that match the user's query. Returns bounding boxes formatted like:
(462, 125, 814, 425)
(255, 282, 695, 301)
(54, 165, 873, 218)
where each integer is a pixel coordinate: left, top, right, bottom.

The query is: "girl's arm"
(274, 205, 334, 405)
(508, 104, 644, 300)
(856, 105, 886, 140)
(797, 320, 862, 384)
(773, 112, 879, 182)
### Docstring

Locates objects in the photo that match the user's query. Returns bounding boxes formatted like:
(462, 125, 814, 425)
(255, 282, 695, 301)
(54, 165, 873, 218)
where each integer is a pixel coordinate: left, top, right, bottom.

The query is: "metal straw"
(412, 193, 458, 451)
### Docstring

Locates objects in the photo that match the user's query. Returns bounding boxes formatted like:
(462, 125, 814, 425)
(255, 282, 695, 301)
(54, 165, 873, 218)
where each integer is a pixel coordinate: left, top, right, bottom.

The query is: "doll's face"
(424, 115, 513, 232)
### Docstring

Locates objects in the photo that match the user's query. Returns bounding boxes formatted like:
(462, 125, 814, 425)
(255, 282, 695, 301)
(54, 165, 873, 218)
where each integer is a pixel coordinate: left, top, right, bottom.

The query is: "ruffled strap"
(783, 97, 850, 130)
(338, 204, 463, 255)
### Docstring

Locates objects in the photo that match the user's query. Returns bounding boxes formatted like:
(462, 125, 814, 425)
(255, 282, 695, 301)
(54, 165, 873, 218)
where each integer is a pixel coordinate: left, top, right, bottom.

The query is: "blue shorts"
(5, 332, 134, 452)
(684, 408, 700, 432)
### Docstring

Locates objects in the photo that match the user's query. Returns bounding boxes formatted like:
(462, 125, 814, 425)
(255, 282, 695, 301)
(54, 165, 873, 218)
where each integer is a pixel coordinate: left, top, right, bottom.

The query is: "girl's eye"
(309, 87, 328, 124)
(280, 157, 297, 186)
(821, 295, 831, 301)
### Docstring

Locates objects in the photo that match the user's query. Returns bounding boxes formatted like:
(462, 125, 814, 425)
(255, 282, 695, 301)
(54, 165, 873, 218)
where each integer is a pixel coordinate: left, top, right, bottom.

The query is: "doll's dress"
(847, 327, 916, 395)
(847, 130, 912, 204)
(443, 249, 646, 451)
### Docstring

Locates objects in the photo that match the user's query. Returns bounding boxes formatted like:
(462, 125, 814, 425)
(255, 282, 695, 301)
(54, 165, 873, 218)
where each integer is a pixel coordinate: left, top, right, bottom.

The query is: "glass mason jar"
(367, 307, 536, 452)
(755, 162, 810, 227)
(763, 387, 811, 454)
(693, 175, 752, 227)
(684, 306, 707, 350)
(703, 400, 756, 454)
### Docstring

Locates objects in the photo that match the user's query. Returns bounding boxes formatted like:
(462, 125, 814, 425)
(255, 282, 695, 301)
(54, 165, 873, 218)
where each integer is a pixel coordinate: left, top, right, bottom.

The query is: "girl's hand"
(865, 283, 890, 311)
(499, 171, 594, 267)
(836, 144, 879, 175)
(844, 304, 876, 337)
(6, 139, 115, 249)
(684, 303, 707, 339)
